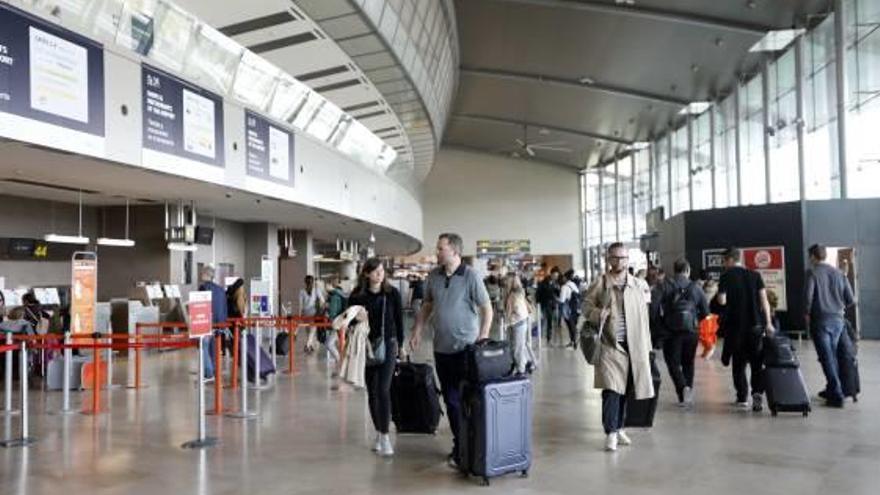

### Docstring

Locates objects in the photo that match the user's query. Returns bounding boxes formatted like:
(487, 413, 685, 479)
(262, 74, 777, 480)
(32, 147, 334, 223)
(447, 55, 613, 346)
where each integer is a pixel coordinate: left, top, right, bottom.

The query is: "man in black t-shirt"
(717, 248, 775, 412)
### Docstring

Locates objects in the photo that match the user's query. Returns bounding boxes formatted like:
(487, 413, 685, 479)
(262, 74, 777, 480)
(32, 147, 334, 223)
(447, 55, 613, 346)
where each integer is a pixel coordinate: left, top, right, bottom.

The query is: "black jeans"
(541, 303, 554, 342)
(365, 340, 397, 434)
(663, 331, 699, 402)
(565, 315, 579, 347)
(435, 350, 468, 460)
(731, 333, 764, 402)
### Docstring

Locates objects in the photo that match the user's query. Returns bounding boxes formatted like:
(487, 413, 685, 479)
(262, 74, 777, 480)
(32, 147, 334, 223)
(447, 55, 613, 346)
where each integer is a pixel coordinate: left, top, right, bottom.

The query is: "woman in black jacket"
(347, 258, 403, 457)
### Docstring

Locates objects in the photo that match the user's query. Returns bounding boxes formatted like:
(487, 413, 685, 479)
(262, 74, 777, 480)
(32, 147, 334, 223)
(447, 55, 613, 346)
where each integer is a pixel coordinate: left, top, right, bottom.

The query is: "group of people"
(535, 266, 584, 349)
(582, 241, 858, 452)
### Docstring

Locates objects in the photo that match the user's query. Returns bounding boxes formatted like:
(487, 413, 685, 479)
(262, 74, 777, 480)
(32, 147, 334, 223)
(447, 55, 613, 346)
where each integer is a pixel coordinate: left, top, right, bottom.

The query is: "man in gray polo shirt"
(410, 232, 492, 467)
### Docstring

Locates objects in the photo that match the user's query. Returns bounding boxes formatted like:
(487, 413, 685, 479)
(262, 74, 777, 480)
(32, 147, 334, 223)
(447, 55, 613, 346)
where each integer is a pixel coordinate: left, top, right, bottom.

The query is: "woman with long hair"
(347, 258, 403, 457)
(504, 273, 537, 374)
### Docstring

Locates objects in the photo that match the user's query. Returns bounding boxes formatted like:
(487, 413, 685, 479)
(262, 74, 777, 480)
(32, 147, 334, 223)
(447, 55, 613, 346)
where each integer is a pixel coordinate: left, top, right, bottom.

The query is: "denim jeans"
(435, 350, 469, 461)
(663, 331, 698, 402)
(812, 316, 846, 401)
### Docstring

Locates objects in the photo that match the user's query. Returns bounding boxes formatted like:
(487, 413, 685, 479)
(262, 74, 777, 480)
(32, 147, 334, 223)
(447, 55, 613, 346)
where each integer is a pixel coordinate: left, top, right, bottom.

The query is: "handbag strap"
(379, 294, 386, 339)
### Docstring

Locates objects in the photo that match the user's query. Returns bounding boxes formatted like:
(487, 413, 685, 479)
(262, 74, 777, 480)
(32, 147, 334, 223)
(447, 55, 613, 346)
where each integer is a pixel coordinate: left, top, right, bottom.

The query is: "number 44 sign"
(187, 291, 212, 338)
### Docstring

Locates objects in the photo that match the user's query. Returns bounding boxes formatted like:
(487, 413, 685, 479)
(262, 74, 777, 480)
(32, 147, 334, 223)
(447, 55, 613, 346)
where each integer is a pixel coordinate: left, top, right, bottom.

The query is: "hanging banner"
(71, 252, 97, 335)
(742, 246, 787, 311)
(187, 291, 212, 338)
(0, 3, 105, 156)
(701, 248, 727, 282)
(245, 110, 294, 185)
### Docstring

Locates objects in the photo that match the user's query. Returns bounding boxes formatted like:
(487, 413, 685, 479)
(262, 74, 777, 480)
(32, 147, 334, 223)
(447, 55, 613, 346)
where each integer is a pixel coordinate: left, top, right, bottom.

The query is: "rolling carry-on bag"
(838, 346, 860, 402)
(246, 334, 276, 382)
(391, 358, 443, 434)
(764, 366, 811, 416)
(464, 339, 514, 384)
(625, 351, 661, 428)
(459, 377, 532, 486)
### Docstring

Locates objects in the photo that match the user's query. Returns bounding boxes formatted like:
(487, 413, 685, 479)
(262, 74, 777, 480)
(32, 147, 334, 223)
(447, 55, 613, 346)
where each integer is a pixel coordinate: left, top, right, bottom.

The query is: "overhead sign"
(187, 291, 212, 338)
(701, 248, 727, 282)
(71, 254, 97, 335)
(245, 110, 294, 185)
(142, 64, 224, 168)
(743, 246, 787, 311)
(0, 3, 105, 155)
(476, 239, 531, 257)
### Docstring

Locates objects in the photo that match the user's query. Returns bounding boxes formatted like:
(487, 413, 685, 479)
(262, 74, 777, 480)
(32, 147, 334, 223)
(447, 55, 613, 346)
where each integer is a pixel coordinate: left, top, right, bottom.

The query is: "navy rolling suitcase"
(460, 377, 532, 486)
(246, 334, 276, 382)
(837, 330, 860, 402)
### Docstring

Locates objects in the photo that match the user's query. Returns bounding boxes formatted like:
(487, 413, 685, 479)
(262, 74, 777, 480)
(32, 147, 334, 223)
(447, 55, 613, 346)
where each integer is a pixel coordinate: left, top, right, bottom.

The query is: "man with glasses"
(583, 243, 654, 451)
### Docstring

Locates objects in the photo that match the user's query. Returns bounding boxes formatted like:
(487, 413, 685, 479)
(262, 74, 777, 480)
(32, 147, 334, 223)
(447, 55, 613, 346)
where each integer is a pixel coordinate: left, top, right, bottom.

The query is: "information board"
(245, 110, 294, 185)
(71, 254, 97, 335)
(743, 246, 787, 311)
(701, 248, 727, 282)
(476, 239, 531, 257)
(142, 64, 224, 167)
(187, 291, 212, 338)
(0, 3, 105, 155)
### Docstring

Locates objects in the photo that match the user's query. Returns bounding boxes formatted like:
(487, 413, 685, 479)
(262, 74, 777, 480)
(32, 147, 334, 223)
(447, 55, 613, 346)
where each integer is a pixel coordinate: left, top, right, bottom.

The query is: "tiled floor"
(0, 336, 877, 495)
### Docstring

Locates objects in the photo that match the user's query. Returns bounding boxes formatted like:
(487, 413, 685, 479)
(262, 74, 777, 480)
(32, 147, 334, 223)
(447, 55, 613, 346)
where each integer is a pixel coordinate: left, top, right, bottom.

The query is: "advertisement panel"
(701, 248, 727, 282)
(142, 64, 224, 168)
(245, 110, 294, 185)
(71, 254, 97, 335)
(742, 246, 787, 311)
(0, 3, 105, 155)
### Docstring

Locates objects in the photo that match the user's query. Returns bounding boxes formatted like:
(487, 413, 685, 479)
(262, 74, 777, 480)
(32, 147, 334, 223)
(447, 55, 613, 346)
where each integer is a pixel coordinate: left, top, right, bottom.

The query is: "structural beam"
(461, 66, 689, 107)
(486, 0, 771, 36)
(453, 113, 633, 145)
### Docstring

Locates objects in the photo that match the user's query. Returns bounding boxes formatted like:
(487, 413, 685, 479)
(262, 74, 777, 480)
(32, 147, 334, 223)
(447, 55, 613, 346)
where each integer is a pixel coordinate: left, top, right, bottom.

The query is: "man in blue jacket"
(198, 265, 228, 381)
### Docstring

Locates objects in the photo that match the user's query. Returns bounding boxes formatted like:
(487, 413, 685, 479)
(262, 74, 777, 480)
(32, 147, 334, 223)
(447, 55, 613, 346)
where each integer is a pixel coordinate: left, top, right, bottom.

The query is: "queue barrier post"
(128, 323, 144, 389)
(229, 321, 240, 390)
(207, 330, 226, 416)
(2, 331, 18, 416)
(182, 335, 218, 449)
(1, 341, 36, 448)
(250, 322, 270, 390)
(83, 333, 102, 415)
(226, 325, 257, 420)
(60, 331, 75, 415)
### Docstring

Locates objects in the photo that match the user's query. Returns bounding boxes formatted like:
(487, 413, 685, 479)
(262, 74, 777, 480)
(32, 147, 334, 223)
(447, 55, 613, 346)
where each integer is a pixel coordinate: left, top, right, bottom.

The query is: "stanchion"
(127, 324, 145, 389)
(250, 323, 269, 390)
(83, 334, 102, 415)
(269, 323, 277, 373)
(58, 332, 75, 415)
(207, 332, 226, 415)
(182, 335, 218, 449)
(2, 332, 19, 416)
(226, 326, 257, 420)
(229, 322, 240, 390)
(286, 320, 297, 375)
(1, 341, 36, 447)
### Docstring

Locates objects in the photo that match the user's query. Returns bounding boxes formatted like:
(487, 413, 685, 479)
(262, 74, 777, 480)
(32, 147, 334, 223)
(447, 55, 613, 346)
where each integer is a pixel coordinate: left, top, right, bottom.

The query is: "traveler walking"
(409, 233, 493, 467)
(347, 258, 403, 456)
(804, 244, 855, 408)
(323, 277, 347, 362)
(583, 242, 654, 452)
(717, 248, 775, 412)
(558, 269, 581, 349)
(535, 269, 558, 344)
(659, 259, 709, 407)
(225, 278, 247, 356)
(299, 275, 325, 354)
(504, 273, 537, 374)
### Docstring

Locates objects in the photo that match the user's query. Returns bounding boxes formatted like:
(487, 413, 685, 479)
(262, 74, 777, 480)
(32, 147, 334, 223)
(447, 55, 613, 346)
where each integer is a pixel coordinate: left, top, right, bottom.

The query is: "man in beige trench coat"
(583, 242, 655, 452)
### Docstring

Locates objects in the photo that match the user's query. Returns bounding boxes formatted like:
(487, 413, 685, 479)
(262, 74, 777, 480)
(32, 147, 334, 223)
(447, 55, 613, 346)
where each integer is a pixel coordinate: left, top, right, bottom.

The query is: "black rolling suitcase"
(837, 331, 860, 402)
(763, 335, 811, 416)
(391, 358, 442, 434)
(459, 377, 532, 486)
(246, 334, 276, 382)
(625, 351, 661, 428)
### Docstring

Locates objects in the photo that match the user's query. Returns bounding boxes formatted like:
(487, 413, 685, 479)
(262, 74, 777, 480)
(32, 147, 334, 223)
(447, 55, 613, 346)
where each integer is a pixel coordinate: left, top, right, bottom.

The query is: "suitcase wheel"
(770, 408, 778, 417)
(853, 395, 858, 403)
(802, 410, 809, 417)
(521, 470, 529, 478)
(481, 477, 490, 487)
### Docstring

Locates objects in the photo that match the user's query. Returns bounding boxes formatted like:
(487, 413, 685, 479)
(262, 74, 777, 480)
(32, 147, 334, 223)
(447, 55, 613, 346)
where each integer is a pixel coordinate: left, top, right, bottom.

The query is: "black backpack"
(664, 282, 697, 333)
(566, 284, 582, 319)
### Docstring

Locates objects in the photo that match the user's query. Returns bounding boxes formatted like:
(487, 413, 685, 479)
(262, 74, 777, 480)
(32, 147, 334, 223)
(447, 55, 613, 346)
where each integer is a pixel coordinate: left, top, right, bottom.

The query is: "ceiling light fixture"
(97, 198, 136, 248)
(167, 242, 198, 252)
(578, 76, 595, 85)
(45, 189, 90, 245)
(626, 141, 651, 151)
(749, 29, 806, 53)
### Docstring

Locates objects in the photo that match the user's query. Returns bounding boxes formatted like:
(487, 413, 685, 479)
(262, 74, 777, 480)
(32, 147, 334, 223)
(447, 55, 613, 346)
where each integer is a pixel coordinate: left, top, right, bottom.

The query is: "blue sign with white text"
(245, 110, 295, 185)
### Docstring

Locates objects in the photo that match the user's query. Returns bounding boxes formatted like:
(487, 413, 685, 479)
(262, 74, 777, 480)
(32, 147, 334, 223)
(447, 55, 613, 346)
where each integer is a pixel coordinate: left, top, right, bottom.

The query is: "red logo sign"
(187, 291, 212, 338)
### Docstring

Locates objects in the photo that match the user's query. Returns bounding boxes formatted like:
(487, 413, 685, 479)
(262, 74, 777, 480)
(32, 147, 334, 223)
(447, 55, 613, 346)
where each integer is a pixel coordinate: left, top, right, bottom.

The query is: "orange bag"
(698, 314, 719, 349)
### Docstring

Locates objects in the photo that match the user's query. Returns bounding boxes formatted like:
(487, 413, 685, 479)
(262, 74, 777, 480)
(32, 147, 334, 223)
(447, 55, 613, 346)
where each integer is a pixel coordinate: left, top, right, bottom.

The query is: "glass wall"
(580, 0, 880, 269)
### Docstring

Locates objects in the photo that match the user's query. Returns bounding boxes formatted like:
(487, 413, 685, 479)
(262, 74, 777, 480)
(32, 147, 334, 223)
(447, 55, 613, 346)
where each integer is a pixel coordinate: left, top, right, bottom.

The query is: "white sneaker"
(683, 386, 694, 406)
(735, 401, 750, 410)
(604, 432, 618, 452)
(371, 433, 382, 452)
(378, 434, 394, 457)
(617, 430, 632, 446)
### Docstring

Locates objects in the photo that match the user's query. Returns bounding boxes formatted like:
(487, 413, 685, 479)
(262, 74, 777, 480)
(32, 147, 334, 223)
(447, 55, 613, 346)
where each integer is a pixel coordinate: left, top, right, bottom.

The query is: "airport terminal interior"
(1, 0, 879, 493)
